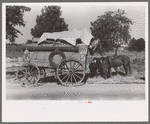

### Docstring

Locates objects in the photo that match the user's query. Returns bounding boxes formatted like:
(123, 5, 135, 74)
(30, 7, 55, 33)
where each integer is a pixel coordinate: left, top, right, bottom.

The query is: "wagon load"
(37, 28, 93, 46)
(16, 28, 94, 87)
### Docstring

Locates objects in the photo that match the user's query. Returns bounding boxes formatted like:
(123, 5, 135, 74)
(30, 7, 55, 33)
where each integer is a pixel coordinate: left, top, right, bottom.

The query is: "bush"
(102, 42, 114, 52)
(128, 38, 145, 52)
(103, 45, 114, 52)
(136, 38, 145, 51)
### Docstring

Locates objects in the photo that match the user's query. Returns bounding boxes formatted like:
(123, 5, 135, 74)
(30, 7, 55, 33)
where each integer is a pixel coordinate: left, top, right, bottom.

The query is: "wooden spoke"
(58, 72, 68, 76)
(73, 73, 82, 80)
(69, 60, 72, 68)
(60, 63, 68, 69)
(29, 76, 34, 82)
(61, 69, 69, 73)
(74, 63, 80, 70)
(26, 77, 32, 83)
(33, 76, 38, 82)
(66, 75, 70, 83)
(64, 63, 69, 70)
(72, 74, 77, 83)
(61, 74, 69, 81)
(33, 76, 38, 83)
(74, 65, 82, 72)
(27, 66, 30, 72)
(70, 75, 73, 84)
(72, 60, 76, 68)
(29, 66, 35, 73)
(19, 69, 26, 74)
(74, 69, 84, 73)
(74, 63, 81, 70)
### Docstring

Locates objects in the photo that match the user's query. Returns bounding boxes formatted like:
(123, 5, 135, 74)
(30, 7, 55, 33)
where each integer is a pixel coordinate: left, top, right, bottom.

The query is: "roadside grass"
(6, 51, 24, 58)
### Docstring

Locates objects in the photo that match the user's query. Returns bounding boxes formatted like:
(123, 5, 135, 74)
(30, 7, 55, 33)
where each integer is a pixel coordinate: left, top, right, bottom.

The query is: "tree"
(128, 38, 136, 51)
(90, 9, 133, 55)
(136, 38, 145, 51)
(6, 6, 31, 43)
(31, 6, 68, 37)
(128, 38, 145, 52)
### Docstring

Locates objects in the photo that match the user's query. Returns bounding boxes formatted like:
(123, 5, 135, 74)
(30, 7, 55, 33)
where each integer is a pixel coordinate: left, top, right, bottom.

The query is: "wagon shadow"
(112, 71, 126, 76)
(6, 71, 16, 79)
(6, 71, 16, 75)
(39, 76, 61, 86)
(39, 73, 90, 86)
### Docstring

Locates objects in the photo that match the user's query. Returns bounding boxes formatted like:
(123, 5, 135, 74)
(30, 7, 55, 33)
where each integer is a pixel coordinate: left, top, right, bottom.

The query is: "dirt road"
(6, 77, 145, 100)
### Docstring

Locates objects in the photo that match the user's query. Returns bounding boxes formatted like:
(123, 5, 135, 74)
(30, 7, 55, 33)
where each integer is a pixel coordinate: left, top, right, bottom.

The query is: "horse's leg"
(102, 69, 107, 79)
(107, 67, 111, 78)
(100, 70, 103, 78)
(97, 69, 100, 78)
(96, 72, 98, 79)
(114, 67, 117, 72)
(123, 64, 128, 75)
(103, 73, 107, 79)
(128, 61, 131, 75)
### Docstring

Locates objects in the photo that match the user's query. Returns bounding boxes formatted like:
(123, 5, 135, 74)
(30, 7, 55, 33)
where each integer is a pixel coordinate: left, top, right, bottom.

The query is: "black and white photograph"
(2, 2, 148, 122)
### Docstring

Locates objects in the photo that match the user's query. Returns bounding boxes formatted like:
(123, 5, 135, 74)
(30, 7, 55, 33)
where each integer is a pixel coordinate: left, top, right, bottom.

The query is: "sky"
(4, 2, 147, 44)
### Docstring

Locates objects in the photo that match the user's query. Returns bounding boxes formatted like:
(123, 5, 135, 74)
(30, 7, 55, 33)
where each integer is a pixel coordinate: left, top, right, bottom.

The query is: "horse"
(89, 58, 99, 78)
(89, 57, 105, 78)
(102, 55, 131, 78)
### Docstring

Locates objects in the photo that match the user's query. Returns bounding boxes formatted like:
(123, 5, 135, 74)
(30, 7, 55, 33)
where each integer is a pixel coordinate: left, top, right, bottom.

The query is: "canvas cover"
(37, 28, 93, 46)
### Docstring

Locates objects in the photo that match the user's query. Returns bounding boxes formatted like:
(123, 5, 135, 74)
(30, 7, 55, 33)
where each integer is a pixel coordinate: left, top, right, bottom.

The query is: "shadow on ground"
(112, 71, 126, 76)
(39, 73, 90, 86)
(140, 77, 145, 81)
(39, 76, 60, 85)
(6, 70, 145, 86)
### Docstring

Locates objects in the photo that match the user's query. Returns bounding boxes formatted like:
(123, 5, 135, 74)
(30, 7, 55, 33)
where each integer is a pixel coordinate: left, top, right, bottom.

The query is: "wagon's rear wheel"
(57, 59, 85, 87)
(16, 63, 40, 87)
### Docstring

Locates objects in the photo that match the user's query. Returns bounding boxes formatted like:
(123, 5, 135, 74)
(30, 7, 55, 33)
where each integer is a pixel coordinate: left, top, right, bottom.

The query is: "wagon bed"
(16, 44, 94, 87)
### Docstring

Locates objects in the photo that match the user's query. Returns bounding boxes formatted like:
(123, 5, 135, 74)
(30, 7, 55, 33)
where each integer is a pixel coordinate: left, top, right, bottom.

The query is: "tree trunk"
(114, 47, 118, 56)
(99, 42, 103, 57)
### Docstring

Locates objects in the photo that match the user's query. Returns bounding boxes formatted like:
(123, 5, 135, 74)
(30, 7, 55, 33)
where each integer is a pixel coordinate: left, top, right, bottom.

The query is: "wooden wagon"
(16, 30, 95, 87)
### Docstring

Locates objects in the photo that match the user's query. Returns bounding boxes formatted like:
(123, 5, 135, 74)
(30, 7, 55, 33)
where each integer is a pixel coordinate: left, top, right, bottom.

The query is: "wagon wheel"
(57, 59, 85, 87)
(16, 63, 40, 87)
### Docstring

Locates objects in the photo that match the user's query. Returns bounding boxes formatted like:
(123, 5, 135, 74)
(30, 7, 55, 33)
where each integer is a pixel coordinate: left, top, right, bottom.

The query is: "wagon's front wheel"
(16, 63, 40, 87)
(57, 59, 85, 87)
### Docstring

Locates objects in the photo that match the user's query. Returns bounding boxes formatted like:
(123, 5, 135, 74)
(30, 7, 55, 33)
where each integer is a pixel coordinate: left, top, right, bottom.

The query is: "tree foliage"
(31, 6, 68, 37)
(6, 6, 31, 42)
(90, 9, 133, 53)
(128, 38, 145, 52)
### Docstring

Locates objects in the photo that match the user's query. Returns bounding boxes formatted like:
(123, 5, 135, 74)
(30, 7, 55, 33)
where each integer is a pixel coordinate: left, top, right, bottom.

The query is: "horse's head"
(88, 38, 100, 55)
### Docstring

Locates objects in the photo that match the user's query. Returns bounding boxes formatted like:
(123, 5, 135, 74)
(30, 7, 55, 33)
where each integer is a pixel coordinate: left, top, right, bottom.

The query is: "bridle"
(88, 38, 100, 55)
